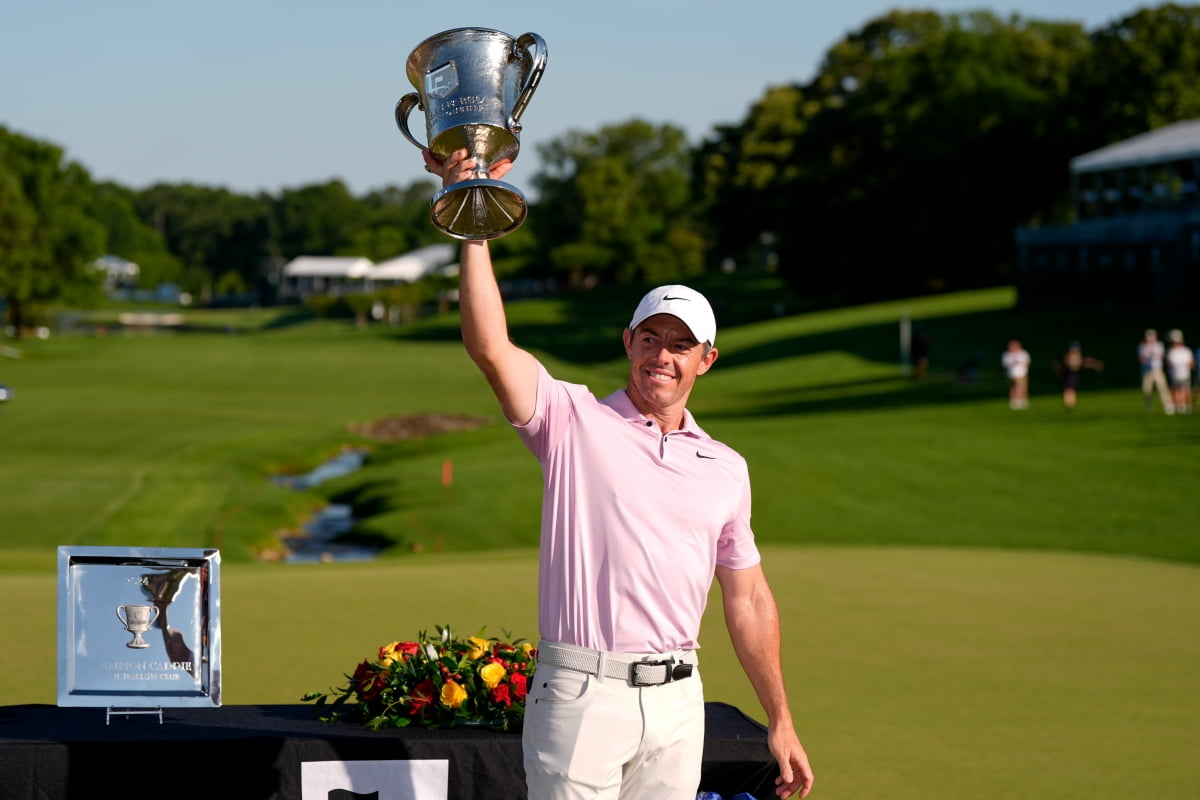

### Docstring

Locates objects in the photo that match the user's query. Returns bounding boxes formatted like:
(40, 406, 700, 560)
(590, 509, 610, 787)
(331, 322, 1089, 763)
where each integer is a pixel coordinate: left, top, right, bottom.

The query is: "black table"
(0, 702, 777, 799)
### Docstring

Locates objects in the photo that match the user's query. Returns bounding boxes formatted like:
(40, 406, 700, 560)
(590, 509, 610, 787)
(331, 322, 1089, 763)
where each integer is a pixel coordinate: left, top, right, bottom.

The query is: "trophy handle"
(394, 92, 429, 151)
(116, 606, 127, 625)
(148, 605, 161, 626)
(509, 32, 547, 133)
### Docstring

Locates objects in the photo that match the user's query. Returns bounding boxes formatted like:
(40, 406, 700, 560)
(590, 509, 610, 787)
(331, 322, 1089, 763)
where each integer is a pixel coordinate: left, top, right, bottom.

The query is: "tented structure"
(281, 256, 373, 300)
(91, 254, 140, 289)
(368, 244, 456, 285)
(1071, 119, 1200, 218)
(1015, 120, 1200, 309)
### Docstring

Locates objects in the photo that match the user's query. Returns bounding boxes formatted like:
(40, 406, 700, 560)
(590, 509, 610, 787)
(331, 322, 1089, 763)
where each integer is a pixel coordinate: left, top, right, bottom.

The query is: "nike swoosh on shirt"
(695, 451, 717, 459)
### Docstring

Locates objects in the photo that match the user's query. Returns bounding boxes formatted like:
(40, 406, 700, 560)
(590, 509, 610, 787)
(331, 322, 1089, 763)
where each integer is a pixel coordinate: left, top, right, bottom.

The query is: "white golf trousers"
(523, 655, 705, 799)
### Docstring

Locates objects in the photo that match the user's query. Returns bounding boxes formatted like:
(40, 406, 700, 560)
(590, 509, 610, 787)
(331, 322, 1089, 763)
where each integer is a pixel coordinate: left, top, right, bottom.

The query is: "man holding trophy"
(423, 146, 814, 799)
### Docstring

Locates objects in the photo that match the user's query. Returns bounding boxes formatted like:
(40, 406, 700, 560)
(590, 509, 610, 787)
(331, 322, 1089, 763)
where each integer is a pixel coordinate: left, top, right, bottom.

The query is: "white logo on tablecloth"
(301, 760, 449, 800)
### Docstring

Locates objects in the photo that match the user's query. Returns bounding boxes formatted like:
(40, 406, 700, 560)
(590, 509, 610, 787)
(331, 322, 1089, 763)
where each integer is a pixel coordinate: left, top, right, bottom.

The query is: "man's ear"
(697, 346, 718, 376)
(622, 327, 633, 358)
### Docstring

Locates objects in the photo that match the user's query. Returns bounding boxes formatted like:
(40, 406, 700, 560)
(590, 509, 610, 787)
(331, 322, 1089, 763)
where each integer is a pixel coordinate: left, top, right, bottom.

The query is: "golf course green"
(1, 284, 1197, 798)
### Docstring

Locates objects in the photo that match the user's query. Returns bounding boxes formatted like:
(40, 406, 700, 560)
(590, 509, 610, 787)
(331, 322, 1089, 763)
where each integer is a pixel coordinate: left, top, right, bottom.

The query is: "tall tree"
(271, 180, 361, 260)
(1074, 3, 1200, 145)
(93, 182, 186, 291)
(532, 119, 704, 286)
(340, 182, 441, 261)
(698, 10, 1094, 301)
(0, 127, 105, 334)
(136, 183, 272, 300)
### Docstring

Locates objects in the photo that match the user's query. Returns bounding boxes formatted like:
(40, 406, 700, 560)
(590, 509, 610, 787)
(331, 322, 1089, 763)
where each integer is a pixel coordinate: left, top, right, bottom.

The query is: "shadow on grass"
(326, 479, 398, 519)
(397, 287, 1192, 418)
(259, 307, 318, 330)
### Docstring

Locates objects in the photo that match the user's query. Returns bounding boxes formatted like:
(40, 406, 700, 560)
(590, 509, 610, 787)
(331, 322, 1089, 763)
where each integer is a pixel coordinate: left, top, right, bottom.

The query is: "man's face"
(622, 313, 718, 413)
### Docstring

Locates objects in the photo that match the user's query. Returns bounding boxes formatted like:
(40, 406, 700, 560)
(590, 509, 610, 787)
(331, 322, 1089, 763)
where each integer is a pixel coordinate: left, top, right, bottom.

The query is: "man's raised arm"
(426, 148, 539, 425)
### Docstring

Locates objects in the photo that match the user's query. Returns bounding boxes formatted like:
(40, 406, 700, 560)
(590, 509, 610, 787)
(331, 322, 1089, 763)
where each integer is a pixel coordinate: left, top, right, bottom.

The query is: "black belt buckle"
(630, 658, 694, 686)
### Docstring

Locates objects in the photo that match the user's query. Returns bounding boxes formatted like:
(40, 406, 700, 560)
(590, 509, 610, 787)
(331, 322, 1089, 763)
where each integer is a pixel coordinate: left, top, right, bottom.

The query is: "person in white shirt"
(1001, 340, 1031, 409)
(1138, 329, 1173, 414)
(1165, 329, 1195, 415)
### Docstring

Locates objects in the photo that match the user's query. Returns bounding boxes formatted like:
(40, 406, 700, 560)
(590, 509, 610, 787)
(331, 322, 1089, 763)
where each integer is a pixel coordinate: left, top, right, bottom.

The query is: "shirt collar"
(601, 389, 708, 438)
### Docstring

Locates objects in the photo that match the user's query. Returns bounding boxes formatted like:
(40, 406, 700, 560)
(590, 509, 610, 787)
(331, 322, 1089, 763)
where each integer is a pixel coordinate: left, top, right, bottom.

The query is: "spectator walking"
(1166, 329, 1195, 415)
(1053, 342, 1104, 410)
(1001, 340, 1031, 409)
(1138, 329, 1173, 414)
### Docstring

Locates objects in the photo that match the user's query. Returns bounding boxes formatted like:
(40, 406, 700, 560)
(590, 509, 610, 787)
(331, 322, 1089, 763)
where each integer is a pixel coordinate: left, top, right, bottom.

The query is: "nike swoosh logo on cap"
(663, 295, 690, 302)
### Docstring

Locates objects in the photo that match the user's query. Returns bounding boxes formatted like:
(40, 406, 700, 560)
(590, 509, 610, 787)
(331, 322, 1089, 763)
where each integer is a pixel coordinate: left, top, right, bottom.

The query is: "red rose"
(491, 683, 512, 708)
(409, 678, 437, 716)
(510, 672, 528, 701)
(353, 660, 384, 701)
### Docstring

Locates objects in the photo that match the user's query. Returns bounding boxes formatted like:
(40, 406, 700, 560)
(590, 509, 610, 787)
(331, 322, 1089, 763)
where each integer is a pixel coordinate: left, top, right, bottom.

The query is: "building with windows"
(1015, 119, 1200, 309)
(280, 256, 374, 301)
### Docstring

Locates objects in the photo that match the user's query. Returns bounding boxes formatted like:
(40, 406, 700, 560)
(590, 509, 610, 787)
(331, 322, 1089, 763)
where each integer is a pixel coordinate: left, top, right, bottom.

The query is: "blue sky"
(1, 1, 1152, 196)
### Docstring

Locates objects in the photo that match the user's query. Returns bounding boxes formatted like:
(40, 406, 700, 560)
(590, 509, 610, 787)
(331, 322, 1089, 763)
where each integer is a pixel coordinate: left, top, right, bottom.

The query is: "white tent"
(282, 256, 373, 278)
(1071, 119, 1200, 174)
(282, 256, 374, 300)
(91, 254, 140, 287)
(369, 244, 456, 283)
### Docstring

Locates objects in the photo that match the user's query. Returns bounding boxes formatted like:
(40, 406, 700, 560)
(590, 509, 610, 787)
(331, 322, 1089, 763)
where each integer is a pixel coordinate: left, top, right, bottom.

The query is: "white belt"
(536, 640, 696, 686)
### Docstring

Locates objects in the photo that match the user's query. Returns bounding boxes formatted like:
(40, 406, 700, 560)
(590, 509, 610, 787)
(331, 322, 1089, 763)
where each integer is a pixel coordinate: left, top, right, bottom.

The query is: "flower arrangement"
(302, 625, 537, 732)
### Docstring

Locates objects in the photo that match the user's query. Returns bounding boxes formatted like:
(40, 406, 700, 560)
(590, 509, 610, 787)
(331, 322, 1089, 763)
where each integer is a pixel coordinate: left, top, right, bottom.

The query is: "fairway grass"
(3, 545, 1198, 799)
(1, 287, 1197, 565)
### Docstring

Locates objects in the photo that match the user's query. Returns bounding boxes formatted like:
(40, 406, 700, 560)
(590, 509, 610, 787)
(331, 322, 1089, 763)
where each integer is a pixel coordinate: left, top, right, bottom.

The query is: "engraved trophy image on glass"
(116, 603, 160, 649)
(58, 546, 222, 714)
(395, 27, 547, 240)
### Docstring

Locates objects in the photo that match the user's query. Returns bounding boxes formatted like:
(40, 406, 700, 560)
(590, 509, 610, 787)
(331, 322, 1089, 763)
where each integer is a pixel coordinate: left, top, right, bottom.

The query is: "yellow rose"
(440, 679, 467, 709)
(479, 662, 507, 689)
(520, 642, 535, 657)
(378, 641, 403, 666)
(466, 637, 489, 660)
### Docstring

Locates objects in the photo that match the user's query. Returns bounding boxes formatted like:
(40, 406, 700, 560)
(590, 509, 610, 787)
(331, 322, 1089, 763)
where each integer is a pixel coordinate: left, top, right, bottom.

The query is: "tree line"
(3, 4, 1199, 332)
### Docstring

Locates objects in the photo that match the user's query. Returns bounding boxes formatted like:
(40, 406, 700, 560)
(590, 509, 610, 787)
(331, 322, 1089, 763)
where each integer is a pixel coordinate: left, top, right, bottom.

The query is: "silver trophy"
(116, 603, 160, 649)
(395, 27, 547, 240)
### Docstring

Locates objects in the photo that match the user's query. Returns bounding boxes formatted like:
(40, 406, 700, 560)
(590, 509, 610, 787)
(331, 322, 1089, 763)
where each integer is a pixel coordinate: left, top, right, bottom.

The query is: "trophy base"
(431, 179, 527, 241)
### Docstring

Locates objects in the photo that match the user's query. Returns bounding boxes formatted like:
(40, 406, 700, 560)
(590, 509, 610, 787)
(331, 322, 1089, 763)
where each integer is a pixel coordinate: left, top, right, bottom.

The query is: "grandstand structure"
(1015, 119, 1200, 309)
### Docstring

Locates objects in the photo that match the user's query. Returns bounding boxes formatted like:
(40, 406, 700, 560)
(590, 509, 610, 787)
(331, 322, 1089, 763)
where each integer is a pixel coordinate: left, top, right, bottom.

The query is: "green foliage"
(1078, 3, 1200, 140)
(698, 9, 1099, 302)
(136, 182, 274, 297)
(697, 5, 1200, 304)
(0, 127, 106, 332)
(343, 182, 445, 261)
(92, 182, 170, 258)
(532, 118, 703, 285)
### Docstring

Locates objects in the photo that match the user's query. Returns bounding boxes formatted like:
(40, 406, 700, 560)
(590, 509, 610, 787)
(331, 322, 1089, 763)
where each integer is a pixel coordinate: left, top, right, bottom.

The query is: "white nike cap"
(628, 285, 717, 346)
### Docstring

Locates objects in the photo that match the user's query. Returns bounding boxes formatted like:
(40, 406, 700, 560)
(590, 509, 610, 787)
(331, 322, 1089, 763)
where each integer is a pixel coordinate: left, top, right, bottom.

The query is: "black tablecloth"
(0, 702, 777, 799)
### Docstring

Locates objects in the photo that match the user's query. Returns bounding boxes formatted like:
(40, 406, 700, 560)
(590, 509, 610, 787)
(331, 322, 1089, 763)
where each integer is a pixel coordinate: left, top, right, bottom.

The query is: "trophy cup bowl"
(116, 603, 160, 649)
(395, 28, 547, 240)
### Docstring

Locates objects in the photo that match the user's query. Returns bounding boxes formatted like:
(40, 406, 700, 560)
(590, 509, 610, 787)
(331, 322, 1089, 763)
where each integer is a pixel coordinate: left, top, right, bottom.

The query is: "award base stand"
(106, 706, 163, 725)
(431, 179, 527, 240)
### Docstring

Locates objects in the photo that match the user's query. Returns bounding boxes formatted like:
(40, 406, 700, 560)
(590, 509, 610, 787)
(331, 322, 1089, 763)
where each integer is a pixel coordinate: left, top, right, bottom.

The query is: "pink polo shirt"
(514, 362, 761, 654)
